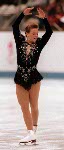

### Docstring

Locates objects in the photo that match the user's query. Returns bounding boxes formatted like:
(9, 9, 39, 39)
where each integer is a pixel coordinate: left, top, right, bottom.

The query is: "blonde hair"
(25, 18, 39, 33)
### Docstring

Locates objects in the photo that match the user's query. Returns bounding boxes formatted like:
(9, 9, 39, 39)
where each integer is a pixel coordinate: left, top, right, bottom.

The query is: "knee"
(31, 105, 38, 112)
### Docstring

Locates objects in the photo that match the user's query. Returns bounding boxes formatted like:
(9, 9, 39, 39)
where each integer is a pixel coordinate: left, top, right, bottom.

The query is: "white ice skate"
(19, 130, 36, 145)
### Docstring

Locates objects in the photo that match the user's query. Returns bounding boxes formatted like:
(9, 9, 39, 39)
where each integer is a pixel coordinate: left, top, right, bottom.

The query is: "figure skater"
(12, 7, 53, 145)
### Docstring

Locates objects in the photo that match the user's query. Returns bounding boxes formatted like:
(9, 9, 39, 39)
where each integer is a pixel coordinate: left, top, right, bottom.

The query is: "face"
(26, 28, 38, 43)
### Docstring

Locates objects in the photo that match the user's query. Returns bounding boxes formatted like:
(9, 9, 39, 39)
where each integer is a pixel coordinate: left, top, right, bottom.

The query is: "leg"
(29, 81, 41, 126)
(16, 84, 33, 130)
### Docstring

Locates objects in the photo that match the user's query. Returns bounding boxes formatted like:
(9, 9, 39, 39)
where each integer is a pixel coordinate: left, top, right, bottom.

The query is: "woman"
(12, 7, 53, 145)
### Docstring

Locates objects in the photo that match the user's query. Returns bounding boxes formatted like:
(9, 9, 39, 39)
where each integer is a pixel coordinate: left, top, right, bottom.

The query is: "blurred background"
(0, 0, 64, 31)
(0, 1, 64, 149)
(0, 0, 64, 78)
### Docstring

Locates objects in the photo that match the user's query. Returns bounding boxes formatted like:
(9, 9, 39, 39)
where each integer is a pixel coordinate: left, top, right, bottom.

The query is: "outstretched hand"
(23, 7, 34, 16)
(35, 7, 46, 19)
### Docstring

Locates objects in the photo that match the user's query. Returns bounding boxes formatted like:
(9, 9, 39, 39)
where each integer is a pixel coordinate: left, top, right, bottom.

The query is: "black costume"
(12, 12, 53, 90)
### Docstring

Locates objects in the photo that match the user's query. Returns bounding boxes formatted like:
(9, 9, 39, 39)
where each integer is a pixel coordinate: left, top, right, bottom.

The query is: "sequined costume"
(12, 12, 53, 90)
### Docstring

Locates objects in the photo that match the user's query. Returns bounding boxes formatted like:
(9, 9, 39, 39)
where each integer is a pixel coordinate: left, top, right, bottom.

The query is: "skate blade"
(19, 139, 37, 146)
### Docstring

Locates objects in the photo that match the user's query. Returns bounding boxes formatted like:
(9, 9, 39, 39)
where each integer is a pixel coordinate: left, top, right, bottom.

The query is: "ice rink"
(0, 78, 64, 150)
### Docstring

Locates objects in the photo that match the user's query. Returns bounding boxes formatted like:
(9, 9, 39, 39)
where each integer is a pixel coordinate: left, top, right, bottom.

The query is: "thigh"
(29, 81, 41, 109)
(16, 84, 30, 109)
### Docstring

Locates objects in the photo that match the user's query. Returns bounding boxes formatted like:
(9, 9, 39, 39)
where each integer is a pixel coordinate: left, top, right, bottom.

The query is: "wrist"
(43, 16, 47, 19)
(42, 14, 46, 19)
(40, 16, 46, 19)
(23, 11, 26, 16)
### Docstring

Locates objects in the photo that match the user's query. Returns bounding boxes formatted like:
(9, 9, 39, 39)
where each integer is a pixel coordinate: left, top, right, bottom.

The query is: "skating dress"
(12, 12, 53, 90)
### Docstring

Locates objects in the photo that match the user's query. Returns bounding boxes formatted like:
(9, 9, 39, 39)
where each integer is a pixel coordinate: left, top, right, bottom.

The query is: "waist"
(17, 65, 36, 73)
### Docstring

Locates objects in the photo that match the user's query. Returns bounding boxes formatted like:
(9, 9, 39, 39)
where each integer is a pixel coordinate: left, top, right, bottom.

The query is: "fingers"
(37, 7, 43, 12)
(37, 8, 40, 13)
(31, 7, 34, 9)
(35, 15, 39, 17)
(37, 7, 42, 10)
(37, 7, 45, 16)
(29, 13, 32, 15)
(28, 7, 34, 10)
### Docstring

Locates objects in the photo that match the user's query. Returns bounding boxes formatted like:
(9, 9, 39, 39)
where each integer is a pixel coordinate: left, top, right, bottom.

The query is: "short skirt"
(14, 69, 44, 90)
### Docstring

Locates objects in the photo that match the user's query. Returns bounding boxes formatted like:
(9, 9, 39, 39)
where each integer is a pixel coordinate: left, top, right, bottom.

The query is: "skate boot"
(19, 130, 36, 145)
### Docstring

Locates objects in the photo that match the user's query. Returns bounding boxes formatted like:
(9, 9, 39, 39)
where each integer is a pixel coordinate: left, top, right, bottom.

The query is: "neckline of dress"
(25, 40, 36, 46)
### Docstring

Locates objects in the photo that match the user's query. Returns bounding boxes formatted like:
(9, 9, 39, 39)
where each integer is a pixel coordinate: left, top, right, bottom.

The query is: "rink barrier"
(0, 72, 64, 79)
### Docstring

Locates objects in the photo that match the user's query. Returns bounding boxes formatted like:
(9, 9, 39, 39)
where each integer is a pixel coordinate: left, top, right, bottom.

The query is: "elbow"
(46, 28, 53, 36)
(12, 21, 17, 28)
(12, 23, 18, 30)
(48, 29, 53, 37)
(50, 29, 53, 35)
(46, 29, 53, 40)
(12, 24, 15, 29)
(12, 23, 15, 28)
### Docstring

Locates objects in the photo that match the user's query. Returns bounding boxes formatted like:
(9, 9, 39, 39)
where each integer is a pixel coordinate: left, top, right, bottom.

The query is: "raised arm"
(12, 12, 25, 47)
(36, 7, 53, 50)
(38, 17, 53, 49)
(12, 7, 34, 47)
